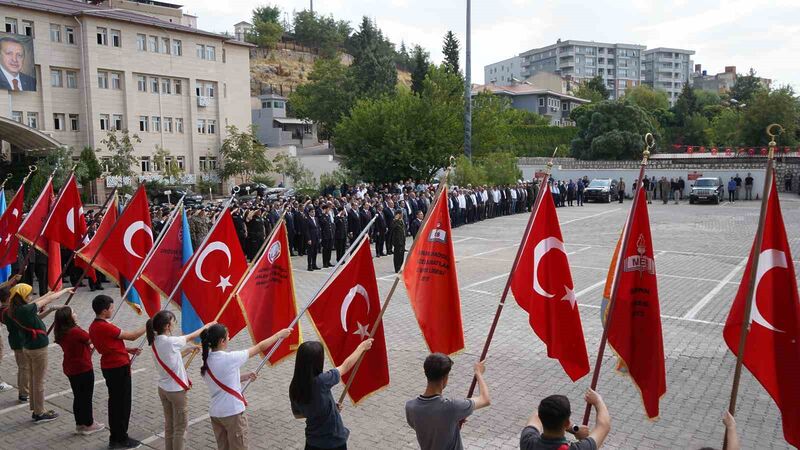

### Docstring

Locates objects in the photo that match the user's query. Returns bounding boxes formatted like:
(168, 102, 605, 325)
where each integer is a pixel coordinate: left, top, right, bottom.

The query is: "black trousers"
(374, 235, 385, 256)
(334, 239, 346, 262)
(307, 242, 318, 269)
(306, 444, 346, 450)
(68, 370, 94, 427)
(322, 240, 333, 266)
(102, 365, 132, 443)
(34, 262, 47, 295)
(385, 231, 393, 254)
(393, 248, 404, 273)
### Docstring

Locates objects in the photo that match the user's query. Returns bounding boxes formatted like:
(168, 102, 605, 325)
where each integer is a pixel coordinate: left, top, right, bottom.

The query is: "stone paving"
(0, 194, 798, 449)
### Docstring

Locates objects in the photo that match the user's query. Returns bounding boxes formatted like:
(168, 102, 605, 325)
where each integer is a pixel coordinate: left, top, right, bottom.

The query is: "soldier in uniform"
(390, 210, 406, 273)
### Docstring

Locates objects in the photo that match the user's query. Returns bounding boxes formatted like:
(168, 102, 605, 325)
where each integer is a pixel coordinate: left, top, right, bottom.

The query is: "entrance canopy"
(0, 116, 63, 151)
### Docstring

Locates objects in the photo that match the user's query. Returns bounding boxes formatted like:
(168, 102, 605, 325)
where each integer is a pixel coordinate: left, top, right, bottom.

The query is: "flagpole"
(722, 124, 782, 450)
(0, 165, 37, 264)
(241, 215, 377, 395)
(465, 148, 558, 401)
(108, 195, 187, 323)
(336, 161, 455, 406)
(581, 134, 654, 425)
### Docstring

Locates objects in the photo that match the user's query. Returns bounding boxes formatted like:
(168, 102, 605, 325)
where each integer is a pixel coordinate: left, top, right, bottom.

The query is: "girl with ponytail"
(200, 323, 292, 450)
(147, 310, 215, 450)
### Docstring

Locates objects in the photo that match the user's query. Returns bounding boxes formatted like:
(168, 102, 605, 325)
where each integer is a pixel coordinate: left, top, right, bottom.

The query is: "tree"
(78, 146, 102, 203)
(681, 113, 713, 146)
(289, 58, 355, 140)
(253, 5, 280, 23)
(673, 83, 699, 126)
(348, 17, 397, 98)
(395, 40, 411, 70)
(246, 4, 283, 47)
(471, 92, 516, 155)
(292, 10, 350, 57)
(410, 45, 430, 95)
(450, 154, 486, 187)
(442, 31, 460, 75)
(574, 76, 609, 103)
(623, 85, 669, 112)
(217, 125, 272, 183)
(729, 68, 765, 104)
(478, 152, 521, 185)
(153, 146, 184, 183)
(102, 129, 140, 180)
(273, 153, 315, 190)
(710, 108, 742, 147)
(570, 101, 660, 160)
(740, 86, 799, 147)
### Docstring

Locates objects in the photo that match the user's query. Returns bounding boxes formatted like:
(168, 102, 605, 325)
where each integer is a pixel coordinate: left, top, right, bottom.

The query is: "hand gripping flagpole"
(336, 159, 456, 407)
(464, 148, 558, 403)
(241, 214, 378, 395)
(581, 134, 654, 426)
(721, 124, 782, 450)
(0, 165, 36, 264)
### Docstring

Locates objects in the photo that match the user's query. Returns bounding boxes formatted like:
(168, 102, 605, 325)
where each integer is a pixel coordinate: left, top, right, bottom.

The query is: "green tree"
(740, 86, 799, 147)
(478, 152, 521, 185)
(574, 76, 609, 103)
(348, 17, 397, 97)
(410, 44, 430, 95)
(217, 125, 272, 183)
(570, 101, 660, 160)
(26, 146, 77, 206)
(729, 68, 765, 104)
(289, 58, 355, 140)
(450, 154, 486, 186)
(78, 146, 102, 203)
(153, 146, 184, 183)
(623, 85, 669, 112)
(246, 5, 283, 47)
(681, 113, 713, 146)
(673, 83, 699, 126)
(442, 31, 460, 75)
(101, 129, 140, 194)
(253, 5, 280, 23)
(710, 108, 743, 147)
(292, 10, 350, 57)
(394, 40, 411, 70)
(471, 92, 515, 155)
(695, 90, 723, 119)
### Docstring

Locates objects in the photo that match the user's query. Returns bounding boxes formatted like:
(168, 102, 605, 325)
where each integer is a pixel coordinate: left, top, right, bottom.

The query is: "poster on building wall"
(0, 32, 36, 92)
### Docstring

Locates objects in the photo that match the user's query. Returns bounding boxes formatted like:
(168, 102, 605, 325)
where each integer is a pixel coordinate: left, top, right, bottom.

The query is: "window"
(172, 39, 182, 56)
(11, 111, 22, 123)
(112, 114, 123, 130)
(111, 72, 121, 90)
(53, 113, 65, 131)
(161, 78, 171, 94)
(139, 116, 148, 132)
(199, 156, 217, 171)
(161, 37, 170, 54)
(137, 34, 146, 51)
(163, 117, 173, 133)
(538, 98, 544, 107)
(27, 112, 38, 129)
(5, 18, 17, 34)
(274, 101, 284, 108)
(66, 70, 77, 89)
(65, 27, 75, 44)
(101, 157, 112, 173)
(173, 79, 182, 95)
(151, 77, 159, 93)
(207, 119, 216, 134)
(562, 102, 568, 111)
(196, 44, 204, 58)
(137, 75, 146, 92)
(148, 35, 158, 53)
(196, 119, 206, 134)
(206, 83, 215, 98)
(140, 156, 151, 173)
(151, 116, 161, 132)
(222, 48, 226, 63)
(96, 27, 107, 45)
(49, 24, 61, 42)
(176, 156, 185, 170)
(99, 114, 110, 131)
(22, 20, 33, 37)
(97, 71, 109, 89)
(51, 69, 63, 87)
(261, 101, 270, 109)
(69, 114, 79, 131)
(175, 118, 184, 133)
(110, 29, 121, 47)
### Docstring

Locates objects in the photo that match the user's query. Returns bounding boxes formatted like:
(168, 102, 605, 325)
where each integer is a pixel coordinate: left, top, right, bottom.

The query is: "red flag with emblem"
(308, 237, 389, 404)
(402, 188, 464, 355)
(724, 176, 800, 448)
(17, 177, 54, 251)
(237, 221, 302, 365)
(511, 189, 590, 381)
(141, 205, 185, 301)
(606, 188, 665, 419)
(42, 174, 86, 250)
(0, 186, 25, 266)
(180, 209, 247, 337)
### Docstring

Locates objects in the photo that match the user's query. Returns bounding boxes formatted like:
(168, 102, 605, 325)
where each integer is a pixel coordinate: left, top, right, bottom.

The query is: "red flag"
(237, 221, 302, 365)
(511, 190, 590, 381)
(17, 177, 54, 252)
(46, 238, 61, 291)
(0, 186, 25, 266)
(606, 188, 666, 419)
(180, 209, 247, 337)
(402, 188, 464, 355)
(141, 206, 185, 301)
(42, 174, 86, 250)
(308, 237, 389, 403)
(724, 176, 800, 448)
(77, 195, 120, 282)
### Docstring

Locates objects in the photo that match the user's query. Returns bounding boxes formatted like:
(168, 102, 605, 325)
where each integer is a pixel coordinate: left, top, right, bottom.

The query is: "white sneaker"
(81, 422, 105, 435)
(0, 382, 13, 392)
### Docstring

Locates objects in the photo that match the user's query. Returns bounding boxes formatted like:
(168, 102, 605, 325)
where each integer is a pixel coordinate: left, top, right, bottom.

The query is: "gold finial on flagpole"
(643, 133, 655, 165)
(766, 124, 783, 159)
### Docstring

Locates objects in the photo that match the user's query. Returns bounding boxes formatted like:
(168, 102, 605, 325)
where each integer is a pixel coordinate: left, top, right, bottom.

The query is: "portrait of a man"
(0, 36, 37, 92)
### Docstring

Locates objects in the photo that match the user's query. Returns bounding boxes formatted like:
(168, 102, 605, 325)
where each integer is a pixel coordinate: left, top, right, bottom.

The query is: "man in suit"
(0, 37, 36, 91)
(334, 207, 348, 262)
(383, 199, 395, 254)
(346, 202, 361, 246)
(319, 203, 335, 268)
(409, 210, 424, 238)
(373, 203, 387, 257)
(303, 208, 321, 271)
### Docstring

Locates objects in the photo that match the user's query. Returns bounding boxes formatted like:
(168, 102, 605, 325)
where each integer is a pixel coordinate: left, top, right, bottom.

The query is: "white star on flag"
(217, 275, 233, 292)
(353, 322, 370, 340)
(561, 286, 577, 309)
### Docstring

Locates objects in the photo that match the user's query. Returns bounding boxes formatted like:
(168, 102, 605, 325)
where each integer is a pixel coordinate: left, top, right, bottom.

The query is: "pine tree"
(410, 45, 430, 95)
(349, 17, 397, 98)
(442, 31, 460, 75)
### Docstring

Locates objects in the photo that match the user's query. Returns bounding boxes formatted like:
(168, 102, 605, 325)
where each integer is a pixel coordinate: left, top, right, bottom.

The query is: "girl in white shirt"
(146, 310, 214, 450)
(200, 323, 291, 450)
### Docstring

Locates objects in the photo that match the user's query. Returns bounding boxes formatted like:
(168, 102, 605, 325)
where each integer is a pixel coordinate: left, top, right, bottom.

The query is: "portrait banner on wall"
(0, 32, 36, 92)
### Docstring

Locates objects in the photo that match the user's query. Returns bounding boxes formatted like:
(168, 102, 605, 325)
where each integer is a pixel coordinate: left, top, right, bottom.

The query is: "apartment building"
(472, 84, 589, 127)
(484, 56, 523, 86)
(643, 48, 694, 105)
(0, 0, 251, 182)
(690, 65, 771, 96)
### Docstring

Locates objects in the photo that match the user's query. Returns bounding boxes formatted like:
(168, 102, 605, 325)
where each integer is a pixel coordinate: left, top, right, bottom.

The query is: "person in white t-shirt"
(200, 323, 292, 450)
(146, 311, 216, 450)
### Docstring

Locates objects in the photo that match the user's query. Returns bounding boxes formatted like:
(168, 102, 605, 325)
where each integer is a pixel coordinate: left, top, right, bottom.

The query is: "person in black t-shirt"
(520, 389, 610, 450)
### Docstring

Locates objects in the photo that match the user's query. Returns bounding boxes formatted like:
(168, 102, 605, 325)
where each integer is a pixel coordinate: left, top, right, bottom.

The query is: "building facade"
(643, 48, 694, 105)
(251, 93, 317, 148)
(472, 84, 589, 126)
(0, 0, 251, 183)
(484, 56, 523, 86)
(690, 65, 771, 96)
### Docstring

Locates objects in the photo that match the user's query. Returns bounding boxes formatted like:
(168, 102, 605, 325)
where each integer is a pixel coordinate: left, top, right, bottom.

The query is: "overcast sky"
(189, 0, 800, 89)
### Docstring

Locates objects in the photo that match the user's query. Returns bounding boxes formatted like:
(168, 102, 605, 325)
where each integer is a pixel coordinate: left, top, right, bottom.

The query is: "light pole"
(464, 0, 472, 159)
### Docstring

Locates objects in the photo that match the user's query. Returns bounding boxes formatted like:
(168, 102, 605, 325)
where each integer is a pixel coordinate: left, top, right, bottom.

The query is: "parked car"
(689, 177, 724, 204)
(583, 178, 619, 203)
(232, 182, 268, 198)
(151, 187, 203, 206)
(264, 187, 296, 201)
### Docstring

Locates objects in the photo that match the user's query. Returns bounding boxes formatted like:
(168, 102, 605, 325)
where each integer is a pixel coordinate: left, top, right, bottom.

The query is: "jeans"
(729, 190, 735, 202)
(68, 370, 95, 427)
(102, 364, 132, 444)
(745, 185, 753, 200)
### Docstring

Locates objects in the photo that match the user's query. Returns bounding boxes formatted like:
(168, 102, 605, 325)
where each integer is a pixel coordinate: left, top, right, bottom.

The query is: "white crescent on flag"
(123, 221, 153, 259)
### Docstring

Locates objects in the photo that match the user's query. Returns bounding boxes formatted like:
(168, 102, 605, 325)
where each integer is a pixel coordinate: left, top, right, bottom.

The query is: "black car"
(151, 187, 203, 206)
(583, 178, 619, 203)
(689, 178, 724, 204)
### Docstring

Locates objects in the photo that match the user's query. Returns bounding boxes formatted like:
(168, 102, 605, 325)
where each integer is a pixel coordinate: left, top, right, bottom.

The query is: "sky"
(188, 0, 800, 89)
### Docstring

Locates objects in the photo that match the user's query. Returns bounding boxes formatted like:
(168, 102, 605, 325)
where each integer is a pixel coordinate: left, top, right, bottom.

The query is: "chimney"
(725, 66, 736, 74)
(694, 64, 701, 73)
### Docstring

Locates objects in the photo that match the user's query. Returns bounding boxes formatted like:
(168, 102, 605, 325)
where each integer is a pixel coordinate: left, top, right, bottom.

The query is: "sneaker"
(18, 395, 28, 403)
(0, 382, 13, 392)
(80, 422, 105, 435)
(33, 410, 58, 423)
(75, 425, 85, 435)
(109, 438, 142, 449)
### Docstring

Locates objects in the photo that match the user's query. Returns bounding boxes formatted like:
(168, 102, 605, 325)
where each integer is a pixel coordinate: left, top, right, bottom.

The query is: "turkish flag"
(17, 177, 54, 252)
(77, 195, 120, 282)
(606, 186, 666, 419)
(0, 186, 25, 266)
(308, 237, 389, 404)
(141, 206, 185, 301)
(402, 188, 464, 355)
(237, 221, 302, 365)
(43, 174, 86, 251)
(180, 209, 248, 337)
(724, 176, 800, 448)
(511, 189, 590, 381)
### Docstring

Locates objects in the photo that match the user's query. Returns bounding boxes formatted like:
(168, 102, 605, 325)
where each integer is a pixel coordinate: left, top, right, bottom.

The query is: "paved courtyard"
(1, 193, 798, 449)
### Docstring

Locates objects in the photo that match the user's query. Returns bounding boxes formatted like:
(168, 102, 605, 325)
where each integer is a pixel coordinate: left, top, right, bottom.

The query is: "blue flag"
(0, 190, 9, 283)
(180, 208, 202, 336)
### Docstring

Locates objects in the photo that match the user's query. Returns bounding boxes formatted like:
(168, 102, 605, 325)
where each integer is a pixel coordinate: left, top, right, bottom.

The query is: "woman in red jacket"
(53, 306, 104, 435)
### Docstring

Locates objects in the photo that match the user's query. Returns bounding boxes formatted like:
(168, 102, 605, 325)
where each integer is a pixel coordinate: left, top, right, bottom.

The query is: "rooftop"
(472, 83, 589, 103)
(520, 39, 646, 56)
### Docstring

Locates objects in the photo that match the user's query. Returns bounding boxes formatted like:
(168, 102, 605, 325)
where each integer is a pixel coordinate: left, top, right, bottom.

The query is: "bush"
(506, 126, 578, 157)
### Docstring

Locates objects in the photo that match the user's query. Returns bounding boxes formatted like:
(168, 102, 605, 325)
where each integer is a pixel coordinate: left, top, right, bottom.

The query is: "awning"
(0, 116, 63, 150)
(273, 117, 311, 125)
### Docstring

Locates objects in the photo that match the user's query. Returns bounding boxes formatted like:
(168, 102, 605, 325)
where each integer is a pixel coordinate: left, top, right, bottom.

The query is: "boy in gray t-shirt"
(405, 353, 491, 450)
